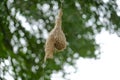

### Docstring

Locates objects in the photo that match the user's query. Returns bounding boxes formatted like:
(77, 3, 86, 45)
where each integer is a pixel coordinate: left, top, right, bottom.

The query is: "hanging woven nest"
(44, 8, 66, 62)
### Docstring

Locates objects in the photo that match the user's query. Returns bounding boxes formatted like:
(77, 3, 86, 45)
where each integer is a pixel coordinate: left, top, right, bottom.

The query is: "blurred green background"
(0, 0, 120, 80)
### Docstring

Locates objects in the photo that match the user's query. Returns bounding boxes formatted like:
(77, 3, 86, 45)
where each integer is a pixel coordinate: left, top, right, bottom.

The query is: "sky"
(51, 29, 120, 80)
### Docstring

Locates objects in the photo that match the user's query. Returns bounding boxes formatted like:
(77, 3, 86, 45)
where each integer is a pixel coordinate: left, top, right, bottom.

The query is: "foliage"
(0, 0, 120, 80)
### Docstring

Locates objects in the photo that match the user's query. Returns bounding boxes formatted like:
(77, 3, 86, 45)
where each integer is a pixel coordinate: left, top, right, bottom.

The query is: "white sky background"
(51, 29, 120, 80)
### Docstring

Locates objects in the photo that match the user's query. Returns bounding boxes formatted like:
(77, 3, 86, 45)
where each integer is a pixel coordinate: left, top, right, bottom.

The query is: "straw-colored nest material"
(44, 8, 66, 62)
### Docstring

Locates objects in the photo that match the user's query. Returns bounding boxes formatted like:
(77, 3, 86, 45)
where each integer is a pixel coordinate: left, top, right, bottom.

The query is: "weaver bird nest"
(44, 8, 66, 62)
